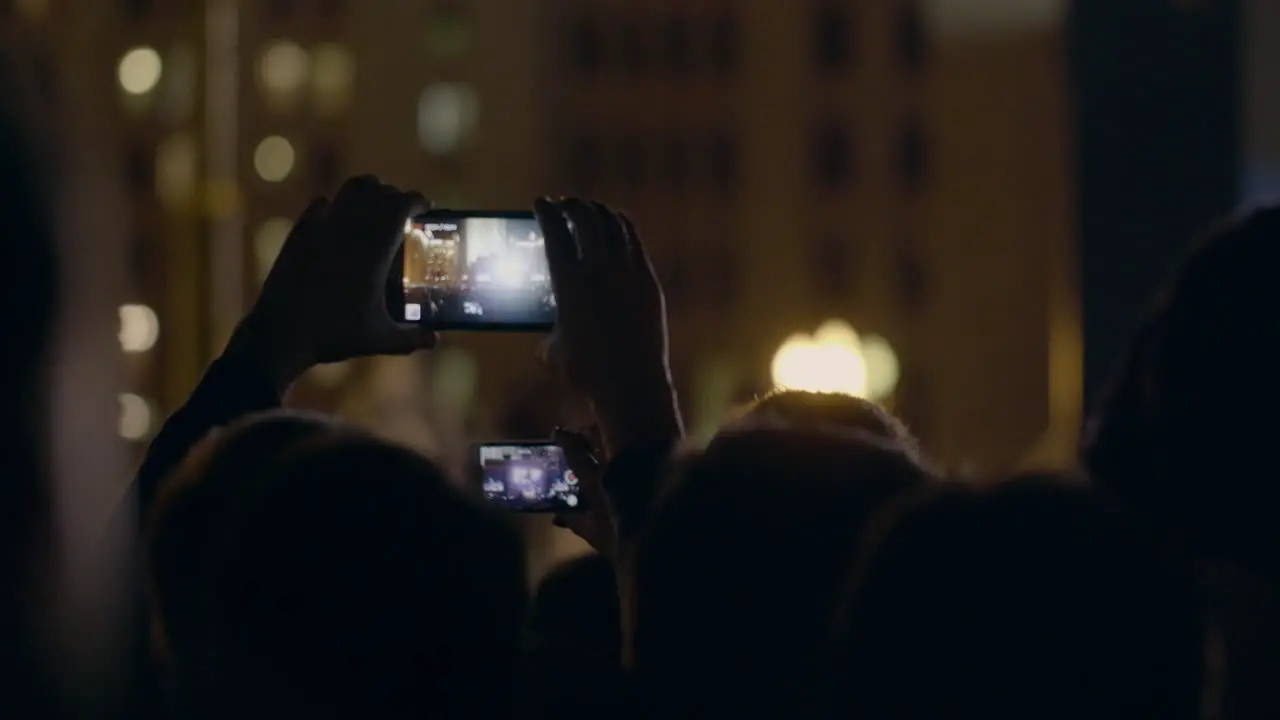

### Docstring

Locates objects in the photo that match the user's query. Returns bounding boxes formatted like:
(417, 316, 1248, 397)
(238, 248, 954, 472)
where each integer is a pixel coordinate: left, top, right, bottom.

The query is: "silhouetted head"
(193, 433, 526, 719)
(729, 390, 923, 462)
(634, 426, 933, 718)
(147, 410, 345, 676)
(1084, 206, 1280, 579)
(530, 552, 620, 660)
(836, 476, 1206, 720)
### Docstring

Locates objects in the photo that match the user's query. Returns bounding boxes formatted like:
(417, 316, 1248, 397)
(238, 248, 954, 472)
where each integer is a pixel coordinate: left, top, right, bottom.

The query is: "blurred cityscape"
(2, 0, 1273, 570)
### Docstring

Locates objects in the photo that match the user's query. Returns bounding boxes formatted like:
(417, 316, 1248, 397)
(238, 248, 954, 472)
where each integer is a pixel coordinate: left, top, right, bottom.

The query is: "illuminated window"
(708, 11, 738, 74)
(427, 9, 471, 57)
(812, 124, 854, 189)
(311, 43, 354, 113)
(897, 2, 928, 72)
(898, 119, 929, 192)
(813, 4, 854, 71)
(416, 83, 478, 154)
(254, 135, 296, 182)
(663, 17, 691, 71)
(155, 133, 198, 209)
(255, 217, 293, 281)
(117, 47, 163, 95)
(158, 45, 198, 125)
(259, 40, 310, 99)
(567, 15, 599, 72)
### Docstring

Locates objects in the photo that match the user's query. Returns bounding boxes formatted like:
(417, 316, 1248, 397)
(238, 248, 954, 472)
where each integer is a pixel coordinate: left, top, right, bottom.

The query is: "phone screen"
(389, 210, 556, 331)
(478, 443, 581, 512)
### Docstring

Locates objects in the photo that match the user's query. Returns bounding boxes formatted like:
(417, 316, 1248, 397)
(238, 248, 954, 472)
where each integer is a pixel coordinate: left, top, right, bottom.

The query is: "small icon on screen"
(565, 494, 579, 508)
(565, 470, 578, 486)
(405, 303, 422, 321)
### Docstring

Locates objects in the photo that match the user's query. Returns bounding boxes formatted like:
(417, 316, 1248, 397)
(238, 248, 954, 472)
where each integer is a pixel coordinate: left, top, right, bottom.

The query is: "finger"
(331, 175, 380, 209)
(372, 189, 429, 269)
(277, 196, 330, 254)
(561, 197, 608, 263)
(589, 201, 630, 262)
(618, 212, 655, 273)
(535, 197, 583, 302)
(555, 426, 599, 467)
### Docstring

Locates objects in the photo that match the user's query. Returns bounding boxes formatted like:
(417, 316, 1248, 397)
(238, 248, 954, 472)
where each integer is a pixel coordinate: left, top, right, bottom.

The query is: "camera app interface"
(402, 216, 556, 327)
(480, 445, 580, 512)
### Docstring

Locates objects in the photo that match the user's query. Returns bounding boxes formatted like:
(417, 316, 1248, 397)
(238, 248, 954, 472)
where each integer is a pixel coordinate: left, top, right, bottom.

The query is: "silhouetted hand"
(535, 198, 683, 456)
(223, 176, 436, 392)
(552, 427, 615, 557)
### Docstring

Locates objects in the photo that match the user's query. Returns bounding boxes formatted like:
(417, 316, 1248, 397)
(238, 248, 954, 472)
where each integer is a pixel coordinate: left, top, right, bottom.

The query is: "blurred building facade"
(543, 0, 1078, 471)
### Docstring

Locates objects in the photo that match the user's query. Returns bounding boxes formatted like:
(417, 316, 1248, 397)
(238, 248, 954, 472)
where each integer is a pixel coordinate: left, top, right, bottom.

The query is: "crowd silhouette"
(5, 69, 1280, 720)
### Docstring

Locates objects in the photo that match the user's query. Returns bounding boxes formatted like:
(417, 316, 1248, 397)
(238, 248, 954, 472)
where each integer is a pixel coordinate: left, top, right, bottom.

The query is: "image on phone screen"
(397, 211, 556, 331)
(478, 443, 580, 512)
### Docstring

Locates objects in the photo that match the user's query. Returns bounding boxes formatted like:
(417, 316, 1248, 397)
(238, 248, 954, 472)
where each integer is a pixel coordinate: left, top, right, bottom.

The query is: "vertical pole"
(204, 0, 243, 358)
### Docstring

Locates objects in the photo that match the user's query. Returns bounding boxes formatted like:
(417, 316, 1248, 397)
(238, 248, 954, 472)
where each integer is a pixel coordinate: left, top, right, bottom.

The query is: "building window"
(707, 133, 737, 193)
(121, 0, 152, 20)
(618, 18, 647, 73)
(813, 4, 854, 72)
(898, 119, 928, 192)
(566, 136, 600, 188)
(567, 15, 600, 73)
(664, 137, 690, 189)
(126, 145, 154, 193)
(618, 137, 646, 191)
(814, 233, 851, 300)
(897, 2, 928, 72)
(663, 16, 692, 72)
(708, 10, 738, 74)
(811, 124, 854, 189)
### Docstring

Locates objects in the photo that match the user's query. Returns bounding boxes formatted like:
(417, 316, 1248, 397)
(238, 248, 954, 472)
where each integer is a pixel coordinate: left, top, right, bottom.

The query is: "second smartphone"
(386, 210, 556, 332)
(477, 442, 582, 512)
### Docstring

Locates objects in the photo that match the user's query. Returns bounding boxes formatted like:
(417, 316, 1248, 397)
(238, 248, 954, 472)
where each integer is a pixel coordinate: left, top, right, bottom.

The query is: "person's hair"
(189, 433, 527, 719)
(0, 64, 59, 717)
(1083, 206, 1280, 579)
(729, 390, 924, 463)
(147, 410, 344, 674)
(633, 426, 933, 718)
(530, 552, 620, 660)
(835, 476, 1206, 720)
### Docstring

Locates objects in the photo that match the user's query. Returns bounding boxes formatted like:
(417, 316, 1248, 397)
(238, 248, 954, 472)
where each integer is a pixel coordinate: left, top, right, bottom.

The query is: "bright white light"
(254, 217, 293, 281)
(862, 334, 901, 401)
(259, 40, 310, 95)
(118, 304, 160, 353)
(118, 47, 163, 95)
(770, 320, 870, 396)
(118, 393, 153, 441)
(253, 136, 295, 182)
(495, 256, 526, 287)
(417, 83, 479, 154)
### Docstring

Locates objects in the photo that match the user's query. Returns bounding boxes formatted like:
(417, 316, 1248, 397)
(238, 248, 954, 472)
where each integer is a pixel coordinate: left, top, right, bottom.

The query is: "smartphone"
(386, 210, 556, 331)
(476, 442, 582, 512)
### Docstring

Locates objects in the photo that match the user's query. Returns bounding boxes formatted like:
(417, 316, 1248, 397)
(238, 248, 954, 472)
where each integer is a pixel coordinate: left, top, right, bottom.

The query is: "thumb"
(555, 427, 598, 476)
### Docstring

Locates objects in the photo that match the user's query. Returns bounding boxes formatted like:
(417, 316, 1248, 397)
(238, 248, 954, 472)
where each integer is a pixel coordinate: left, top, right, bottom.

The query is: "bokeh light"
(253, 135, 296, 182)
(118, 304, 160, 353)
(254, 217, 293, 281)
(862, 334, 901, 401)
(771, 322, 869, 397)
(117, 47, 163, 95)
(259, 40, 310, 96)
(118, 393, 154, 441)
(155, 133, 198, 208)
(312, 43, 355, 113)
(417, 83, 479, 154)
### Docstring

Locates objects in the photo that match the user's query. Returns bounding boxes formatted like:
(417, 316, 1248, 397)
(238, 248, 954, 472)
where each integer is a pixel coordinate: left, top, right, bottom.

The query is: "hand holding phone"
(477, 442, 583, 512)
(388, 210, 556, 331)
